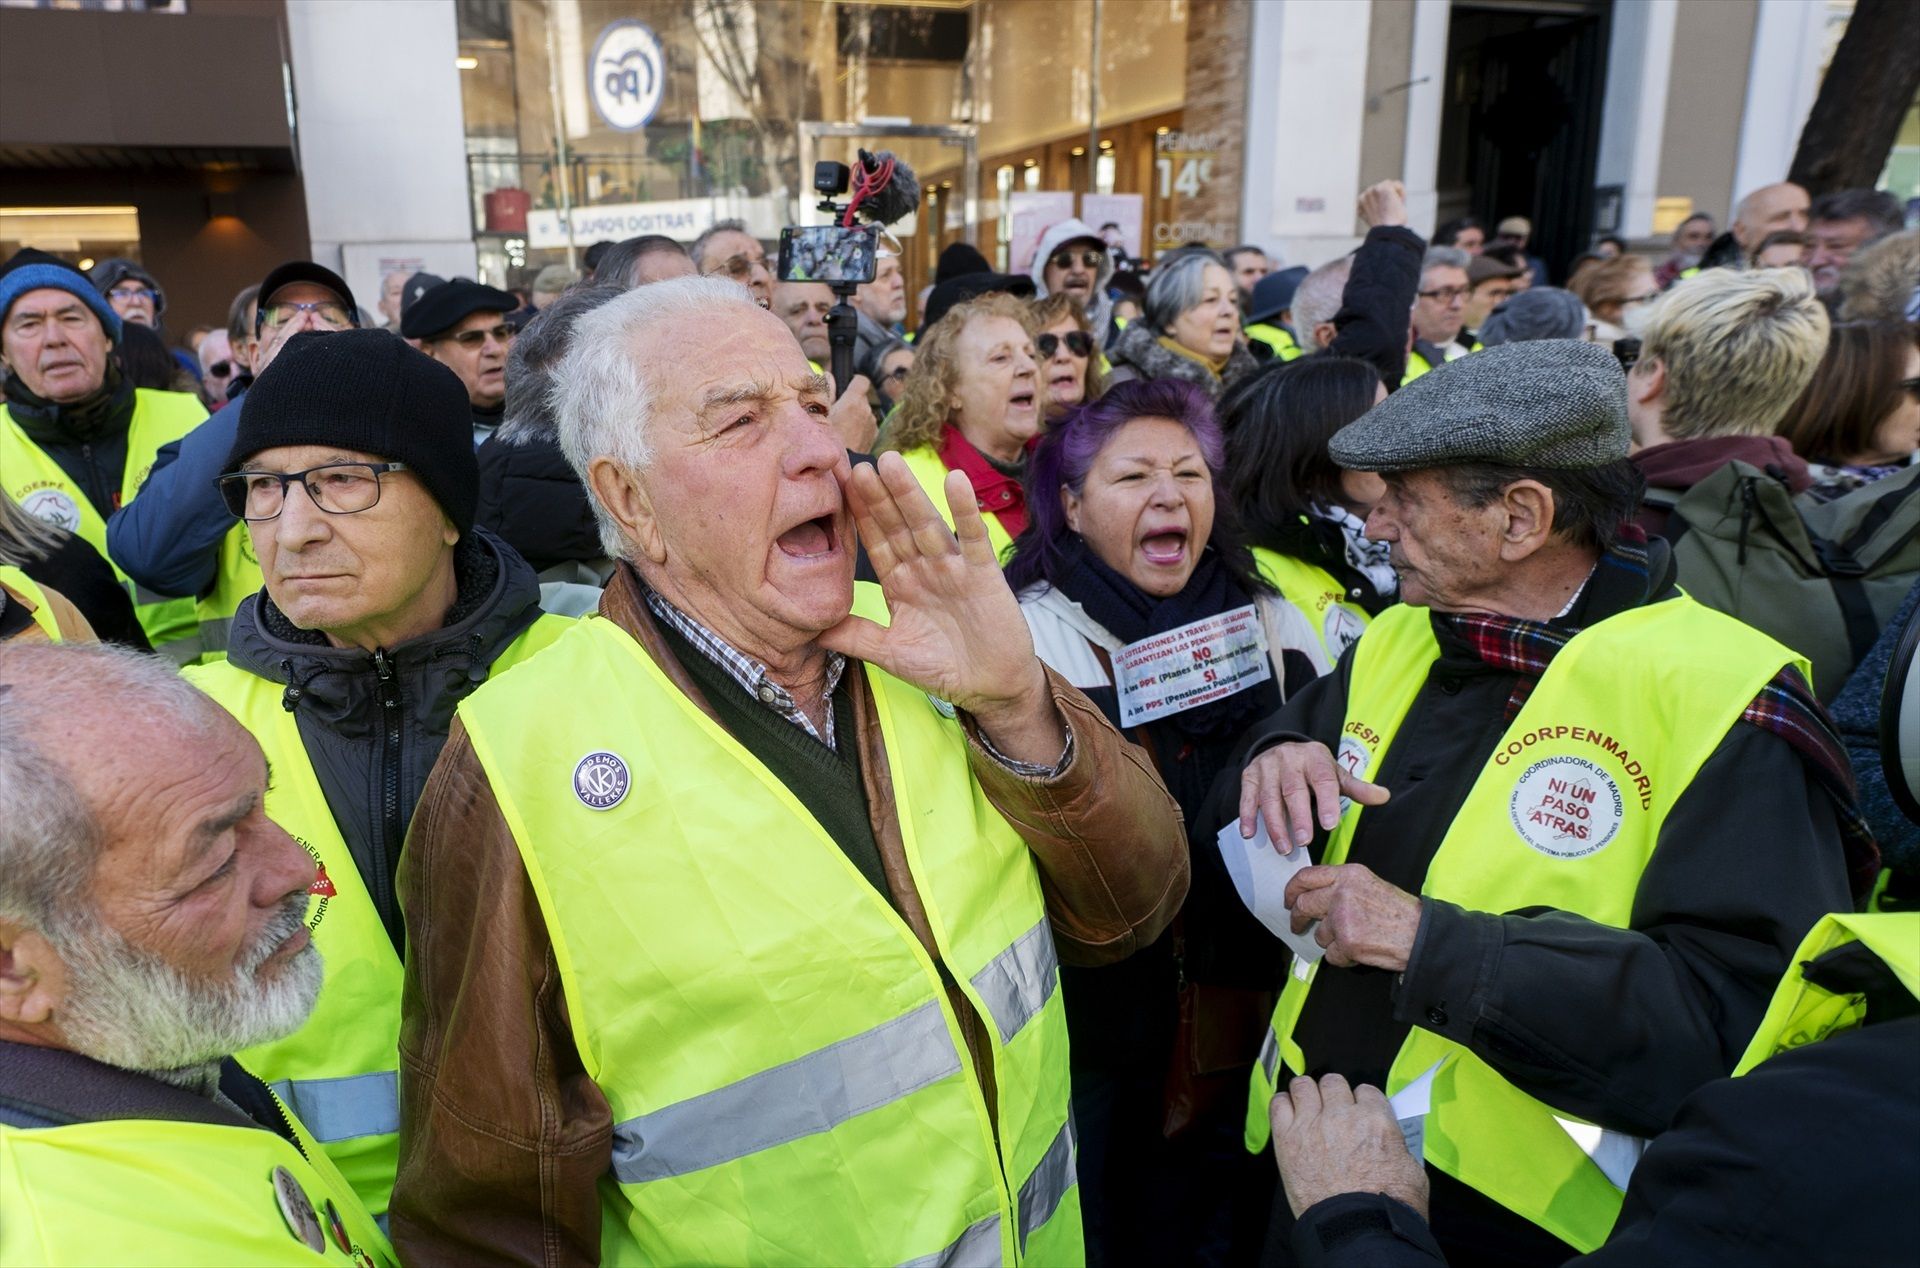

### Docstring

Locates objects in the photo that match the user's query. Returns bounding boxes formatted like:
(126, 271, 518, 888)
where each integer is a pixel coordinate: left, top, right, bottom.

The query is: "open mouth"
(1008, 388, 1037, 411)
(1048, 371, 1079, 389)
(776, 513, 840, 559)
(1139, 528, 1189, 566)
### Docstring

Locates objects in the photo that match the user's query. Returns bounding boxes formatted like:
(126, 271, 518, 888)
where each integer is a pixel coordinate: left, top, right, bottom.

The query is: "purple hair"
(1005, 378, 1266, 595)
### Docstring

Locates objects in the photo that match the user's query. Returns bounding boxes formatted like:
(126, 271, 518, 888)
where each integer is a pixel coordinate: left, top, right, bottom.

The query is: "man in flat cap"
(1222, 340, 1870, 1262)
(401, 279, 520, 446)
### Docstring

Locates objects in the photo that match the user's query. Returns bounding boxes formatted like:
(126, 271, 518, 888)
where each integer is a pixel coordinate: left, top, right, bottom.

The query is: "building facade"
(2, 0, 1913, 335)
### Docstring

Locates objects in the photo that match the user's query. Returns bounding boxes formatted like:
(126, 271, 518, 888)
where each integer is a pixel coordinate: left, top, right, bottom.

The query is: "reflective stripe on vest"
(1, 389, 206, 657)
(1244, 598, 1802, 1252)
(458, 588, 1081, 1265)
(1732, 912, 1920, 1077)
(271, 1071, 401, 1145)
(182, 611, 571, 1217)
(0, 1089, 396, 1265)
(0, 565, 61, 640)
(1250, 546, 1369, 665)
(897, 444, 1016, 562)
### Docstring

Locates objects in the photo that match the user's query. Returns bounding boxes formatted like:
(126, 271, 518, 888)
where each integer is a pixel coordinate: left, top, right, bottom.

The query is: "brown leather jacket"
(0, 576, 93, 644)
(391, 565, 1189, 1266)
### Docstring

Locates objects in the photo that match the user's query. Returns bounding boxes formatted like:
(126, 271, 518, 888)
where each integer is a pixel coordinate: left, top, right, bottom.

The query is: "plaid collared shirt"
(643, 583, 1073, 777)
(644, 586, 849, 747)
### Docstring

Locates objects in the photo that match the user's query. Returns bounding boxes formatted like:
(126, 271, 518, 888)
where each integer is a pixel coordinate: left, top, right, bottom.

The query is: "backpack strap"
(1836, 470, 1920, 561)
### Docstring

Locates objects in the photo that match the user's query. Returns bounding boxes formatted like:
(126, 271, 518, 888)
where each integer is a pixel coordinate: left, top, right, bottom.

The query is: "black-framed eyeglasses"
(258, 299, 353, 332)
(215, 462, 409, 521)
(205, 360, 233, 378)
(441, 322, 515, 349)
(1049, 248, 1103, 271)
(1035, 330, 1093, 359)
(1417, 286, 1468, 302)
(880, 365, 912, 383)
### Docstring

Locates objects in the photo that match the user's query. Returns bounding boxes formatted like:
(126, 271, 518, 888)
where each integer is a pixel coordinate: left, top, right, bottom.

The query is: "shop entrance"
(1437, 0, 1612, 278)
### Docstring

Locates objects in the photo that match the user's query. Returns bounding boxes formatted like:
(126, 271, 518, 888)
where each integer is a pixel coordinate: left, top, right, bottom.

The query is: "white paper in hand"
(1215, 815, 1325, 974)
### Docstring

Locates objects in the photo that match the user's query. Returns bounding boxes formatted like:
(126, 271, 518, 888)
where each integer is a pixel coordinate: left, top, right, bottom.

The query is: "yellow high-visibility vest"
(1, 1082, 396, 1266)
(897, 442, 1017, 561)
(1245, 598, 1801, 1252)
(184, 612, 573, 1217)
(1244, 322, 1304, 362)
(457, 587, 1082, 1264)
(1, 387, 207, 659)
(1250, 544, 1370, 664)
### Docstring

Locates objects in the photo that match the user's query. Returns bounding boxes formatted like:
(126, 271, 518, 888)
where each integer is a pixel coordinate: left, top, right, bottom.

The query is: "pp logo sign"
(590, 21, 664, 132)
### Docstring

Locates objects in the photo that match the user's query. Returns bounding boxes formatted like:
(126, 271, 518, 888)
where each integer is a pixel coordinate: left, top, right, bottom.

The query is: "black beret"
(400, 279, 520, 340)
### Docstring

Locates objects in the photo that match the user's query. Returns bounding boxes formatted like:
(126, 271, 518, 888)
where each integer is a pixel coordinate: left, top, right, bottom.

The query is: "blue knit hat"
(0, 250, 122, 343)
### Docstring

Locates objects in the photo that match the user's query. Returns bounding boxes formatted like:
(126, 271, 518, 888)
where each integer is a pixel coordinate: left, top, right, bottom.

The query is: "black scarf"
(3, 359, 134, 444)
(1051, 534, 1280, 743)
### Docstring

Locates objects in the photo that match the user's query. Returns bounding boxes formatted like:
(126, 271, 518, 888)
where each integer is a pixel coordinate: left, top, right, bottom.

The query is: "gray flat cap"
(1480, 287, 1588, 346)
(1329, 339, 1629, 472)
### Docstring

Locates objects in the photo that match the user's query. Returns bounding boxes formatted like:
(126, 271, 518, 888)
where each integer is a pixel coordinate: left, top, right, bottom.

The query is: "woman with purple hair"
(1002, 379, 1327, 1263)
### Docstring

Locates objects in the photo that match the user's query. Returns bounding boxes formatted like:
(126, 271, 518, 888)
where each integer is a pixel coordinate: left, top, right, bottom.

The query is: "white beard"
(53, 895, 323, 1074)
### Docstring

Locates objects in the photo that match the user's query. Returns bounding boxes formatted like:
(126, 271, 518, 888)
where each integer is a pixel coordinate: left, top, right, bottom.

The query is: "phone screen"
(777, 224, 879, 285)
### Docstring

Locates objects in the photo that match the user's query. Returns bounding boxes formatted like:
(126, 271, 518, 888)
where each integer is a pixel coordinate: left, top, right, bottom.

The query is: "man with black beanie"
(181, 328, 569, 1223)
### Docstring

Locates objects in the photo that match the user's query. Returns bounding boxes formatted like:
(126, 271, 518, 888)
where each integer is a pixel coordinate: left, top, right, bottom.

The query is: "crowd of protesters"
(1, 167, 1917, 1268)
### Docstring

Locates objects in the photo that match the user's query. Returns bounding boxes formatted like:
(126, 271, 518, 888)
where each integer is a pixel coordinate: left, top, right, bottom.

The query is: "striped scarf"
(1443, 538, 1880, 899)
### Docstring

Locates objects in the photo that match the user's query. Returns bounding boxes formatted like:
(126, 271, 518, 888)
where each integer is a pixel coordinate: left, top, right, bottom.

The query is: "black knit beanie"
(228, 329, 478, 533)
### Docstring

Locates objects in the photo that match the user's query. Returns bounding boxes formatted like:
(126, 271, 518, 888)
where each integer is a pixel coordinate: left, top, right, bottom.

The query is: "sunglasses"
(1049, 249, 1103, 271)
(1035, 330, 1092, 359)
(444, 323, 515, 348)
(206, 360, 233, 378)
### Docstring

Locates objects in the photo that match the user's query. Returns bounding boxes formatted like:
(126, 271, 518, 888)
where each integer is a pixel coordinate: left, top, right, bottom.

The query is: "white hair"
(0, 643, 219, 931)
(1290, 257, 1354, 348)
(0, 643, 320, 1071)
(550, 275, 761, 558)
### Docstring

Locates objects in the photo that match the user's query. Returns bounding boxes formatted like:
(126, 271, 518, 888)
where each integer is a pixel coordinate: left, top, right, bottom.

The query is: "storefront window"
(455, 0, 1251, 308)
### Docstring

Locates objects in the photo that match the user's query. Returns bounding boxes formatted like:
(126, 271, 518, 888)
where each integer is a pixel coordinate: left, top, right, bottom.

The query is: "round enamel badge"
(21, 489, 81, 532)
(1508, 756, 1624, 859)
(572, 751, 630, 810)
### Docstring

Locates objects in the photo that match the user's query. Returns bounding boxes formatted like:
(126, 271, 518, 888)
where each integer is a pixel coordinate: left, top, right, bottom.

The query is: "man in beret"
(401, 279, 520, 447)
(182, 328, 566, 1221)
(1222, 339, 1868, 1262)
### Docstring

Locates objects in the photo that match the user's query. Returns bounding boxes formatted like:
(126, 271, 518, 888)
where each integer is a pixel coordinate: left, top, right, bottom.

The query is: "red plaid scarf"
(1444, 542, 1880, 899)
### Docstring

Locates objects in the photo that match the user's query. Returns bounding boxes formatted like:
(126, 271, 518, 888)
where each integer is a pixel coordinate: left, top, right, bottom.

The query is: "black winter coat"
(1324, 225, 1424, 390)
(1201, 541, 1854, 1261)
(223, 530, 545, 952)
(1282, 944, 1920, 1268)
(474, 430, 606, 576)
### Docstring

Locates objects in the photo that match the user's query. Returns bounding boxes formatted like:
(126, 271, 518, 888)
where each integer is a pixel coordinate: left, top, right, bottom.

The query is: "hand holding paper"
(1215, 815, 1326, 971)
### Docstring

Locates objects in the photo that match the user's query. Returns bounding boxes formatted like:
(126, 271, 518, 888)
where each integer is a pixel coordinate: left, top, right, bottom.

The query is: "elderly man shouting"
(392, 276, 1187, 1265)
(0, 643, 394, 1265)
(1229, 340, 1867, 1263)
